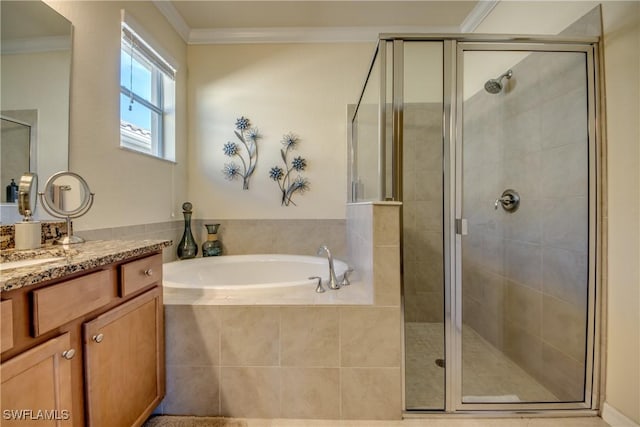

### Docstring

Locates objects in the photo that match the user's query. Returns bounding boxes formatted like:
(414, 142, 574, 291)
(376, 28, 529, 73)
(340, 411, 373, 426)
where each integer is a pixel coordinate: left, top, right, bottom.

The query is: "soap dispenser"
(5, 179, 18, 203)
(202, 224, 223, 257)
(15, 209, 41, 250)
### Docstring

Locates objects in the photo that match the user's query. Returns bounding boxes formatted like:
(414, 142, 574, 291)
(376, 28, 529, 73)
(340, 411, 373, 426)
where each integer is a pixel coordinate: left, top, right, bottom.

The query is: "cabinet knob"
(62, 349, 75, 360)
(144, 268, 153, 277)
(92, 333, 104, 343)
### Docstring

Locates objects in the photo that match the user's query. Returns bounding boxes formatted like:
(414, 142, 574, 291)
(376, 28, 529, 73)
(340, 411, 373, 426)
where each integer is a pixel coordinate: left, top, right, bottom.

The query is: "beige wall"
(187, 43, 373, 220)
(45, 1, 188, 231)
(601, 2, 640, 424)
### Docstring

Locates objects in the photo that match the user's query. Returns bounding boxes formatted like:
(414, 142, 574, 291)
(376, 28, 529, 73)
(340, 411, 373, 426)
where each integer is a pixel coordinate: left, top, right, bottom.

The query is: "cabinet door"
(1, 332, 74, 426)
(83, 287, 164, 427)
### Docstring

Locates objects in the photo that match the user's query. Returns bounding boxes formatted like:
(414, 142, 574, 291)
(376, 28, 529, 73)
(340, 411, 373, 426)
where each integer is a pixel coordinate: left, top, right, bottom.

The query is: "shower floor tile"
(405, 322, 557, 409)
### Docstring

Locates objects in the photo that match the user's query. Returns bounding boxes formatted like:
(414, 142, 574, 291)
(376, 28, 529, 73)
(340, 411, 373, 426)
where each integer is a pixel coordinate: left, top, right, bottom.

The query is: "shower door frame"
(451, 40, 601, 413)
(370, 35, 604, 414)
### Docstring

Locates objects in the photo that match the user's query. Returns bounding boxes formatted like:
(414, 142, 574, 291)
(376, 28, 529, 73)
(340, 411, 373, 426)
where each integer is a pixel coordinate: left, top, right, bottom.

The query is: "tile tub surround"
(76, 219, 346, 263)
(347, 202, 402, 307)
(160, 305, 402, 420)
(0, 239, 172, 291)
(193, 219, 347, 260)
(159, 203, 403, 420)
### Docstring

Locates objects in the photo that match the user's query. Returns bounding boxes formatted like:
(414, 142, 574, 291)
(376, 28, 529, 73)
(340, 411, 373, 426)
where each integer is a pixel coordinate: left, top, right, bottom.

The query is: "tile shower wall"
(159, 203, 402, 420)
(462, 51, 589, 400)
(402, 104, 444, 323)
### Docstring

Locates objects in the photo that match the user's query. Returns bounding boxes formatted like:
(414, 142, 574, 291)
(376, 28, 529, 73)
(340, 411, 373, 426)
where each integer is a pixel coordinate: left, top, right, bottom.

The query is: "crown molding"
(153, 1, 499, 44)
(459, 0, 499, 33)
(152, 0, 190, 43)
(189, 25, 459, 44)
(1, 35, 71, 54)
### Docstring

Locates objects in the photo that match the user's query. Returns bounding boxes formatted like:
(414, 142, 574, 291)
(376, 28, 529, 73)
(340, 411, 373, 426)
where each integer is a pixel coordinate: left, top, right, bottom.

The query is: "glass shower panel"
(351, 51, 381, 202)
(402, 41, 445, 410)
(460, 49, 589, 403)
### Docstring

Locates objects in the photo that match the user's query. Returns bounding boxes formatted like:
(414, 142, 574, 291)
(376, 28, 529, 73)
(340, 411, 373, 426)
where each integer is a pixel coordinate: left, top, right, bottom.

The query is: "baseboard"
(603, 403, 640, 427)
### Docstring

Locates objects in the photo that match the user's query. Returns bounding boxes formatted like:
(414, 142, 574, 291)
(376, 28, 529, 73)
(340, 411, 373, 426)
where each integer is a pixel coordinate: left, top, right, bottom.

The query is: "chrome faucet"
(317, 245, 340, 290)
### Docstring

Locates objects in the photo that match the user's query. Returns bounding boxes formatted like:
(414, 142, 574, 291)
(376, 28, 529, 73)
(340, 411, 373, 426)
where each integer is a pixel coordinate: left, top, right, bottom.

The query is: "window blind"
(121, 23, 176, 80)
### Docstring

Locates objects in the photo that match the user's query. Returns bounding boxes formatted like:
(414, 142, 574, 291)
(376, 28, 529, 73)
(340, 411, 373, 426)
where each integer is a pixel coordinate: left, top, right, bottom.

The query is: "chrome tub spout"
(317, 245, 340, 290)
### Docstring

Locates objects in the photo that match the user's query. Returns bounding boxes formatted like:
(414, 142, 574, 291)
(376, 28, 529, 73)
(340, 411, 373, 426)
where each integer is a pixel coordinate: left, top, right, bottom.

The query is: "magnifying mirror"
(18, 172, 38, 220)
(39, 171, 95, 244)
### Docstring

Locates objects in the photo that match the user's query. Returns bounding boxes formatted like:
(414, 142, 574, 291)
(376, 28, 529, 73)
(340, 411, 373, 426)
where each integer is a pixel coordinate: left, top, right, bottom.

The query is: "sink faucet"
(317, 245, 340, 290)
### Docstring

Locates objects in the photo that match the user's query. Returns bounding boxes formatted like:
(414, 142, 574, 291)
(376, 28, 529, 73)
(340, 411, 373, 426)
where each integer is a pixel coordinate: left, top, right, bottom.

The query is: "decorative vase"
(202, 223, 223, 257)
(177, 202, 198, 259)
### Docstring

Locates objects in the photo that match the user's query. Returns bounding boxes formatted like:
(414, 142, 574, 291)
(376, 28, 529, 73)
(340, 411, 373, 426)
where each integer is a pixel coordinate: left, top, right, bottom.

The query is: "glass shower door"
(458, 46, 594, 406)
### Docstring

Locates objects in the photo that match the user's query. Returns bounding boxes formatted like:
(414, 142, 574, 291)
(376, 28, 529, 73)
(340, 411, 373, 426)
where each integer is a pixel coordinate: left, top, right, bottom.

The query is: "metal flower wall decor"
(222, 116, 260, 190)
(269, 133, 310, 206)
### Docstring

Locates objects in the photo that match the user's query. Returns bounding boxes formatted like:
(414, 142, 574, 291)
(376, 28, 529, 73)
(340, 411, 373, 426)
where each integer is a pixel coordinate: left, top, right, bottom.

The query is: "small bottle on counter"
(5, 179, 18, 203)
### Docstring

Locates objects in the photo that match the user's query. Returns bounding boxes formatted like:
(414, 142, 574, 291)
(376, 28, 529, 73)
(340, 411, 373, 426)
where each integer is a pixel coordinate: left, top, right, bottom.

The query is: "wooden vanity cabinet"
(0, 252, 164, 427)
(84, 287, 164, 427)
(1, 333, 74, 426)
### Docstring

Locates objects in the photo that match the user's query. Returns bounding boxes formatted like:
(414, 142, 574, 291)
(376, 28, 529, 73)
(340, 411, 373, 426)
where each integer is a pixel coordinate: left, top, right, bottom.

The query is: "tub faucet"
(317, 245, 340, 290)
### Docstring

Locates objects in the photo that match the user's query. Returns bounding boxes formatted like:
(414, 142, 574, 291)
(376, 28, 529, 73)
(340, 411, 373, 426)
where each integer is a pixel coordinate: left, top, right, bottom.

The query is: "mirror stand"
(39, 171, 95, 245)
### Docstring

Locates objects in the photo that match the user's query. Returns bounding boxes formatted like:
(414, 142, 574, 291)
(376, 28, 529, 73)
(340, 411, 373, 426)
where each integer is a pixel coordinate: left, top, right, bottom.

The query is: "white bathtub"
(163, 254, 371, 305)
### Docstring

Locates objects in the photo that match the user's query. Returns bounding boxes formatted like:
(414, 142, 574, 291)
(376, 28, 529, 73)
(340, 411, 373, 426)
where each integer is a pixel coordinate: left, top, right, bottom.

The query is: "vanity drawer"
(1, 300, 14, 352)
(120, 254, 162, 297)
(32, 269, 116, 336)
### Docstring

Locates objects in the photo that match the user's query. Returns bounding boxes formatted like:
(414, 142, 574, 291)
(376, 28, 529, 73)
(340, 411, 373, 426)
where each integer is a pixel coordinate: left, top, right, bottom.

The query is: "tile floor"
(167, 417, 609, 427)
(405, 322, 557, 409)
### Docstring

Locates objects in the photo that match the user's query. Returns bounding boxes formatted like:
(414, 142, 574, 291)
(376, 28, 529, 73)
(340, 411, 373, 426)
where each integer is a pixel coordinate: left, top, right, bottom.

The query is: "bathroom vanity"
(0, 240, 170, 427)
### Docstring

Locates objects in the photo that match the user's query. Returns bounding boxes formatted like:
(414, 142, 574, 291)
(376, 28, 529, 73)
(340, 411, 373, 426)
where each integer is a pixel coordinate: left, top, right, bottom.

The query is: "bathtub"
(163, 254, 371, 305)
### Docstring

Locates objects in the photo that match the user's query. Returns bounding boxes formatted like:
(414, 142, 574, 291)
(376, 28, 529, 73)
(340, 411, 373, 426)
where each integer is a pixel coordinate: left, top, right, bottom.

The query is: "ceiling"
(169, 1, 479, 29)
(155, 0, 490, 43)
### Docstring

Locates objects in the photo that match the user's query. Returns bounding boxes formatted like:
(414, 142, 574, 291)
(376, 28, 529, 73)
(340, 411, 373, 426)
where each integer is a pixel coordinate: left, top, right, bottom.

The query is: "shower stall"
(350, 35, 601, 413)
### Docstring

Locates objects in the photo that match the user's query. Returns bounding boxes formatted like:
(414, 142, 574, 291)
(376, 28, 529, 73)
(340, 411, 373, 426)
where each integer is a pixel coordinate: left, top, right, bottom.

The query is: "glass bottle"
(6, 179, 18, 203)
(202, 223, 223, 257)
(177, 202, 198, 259)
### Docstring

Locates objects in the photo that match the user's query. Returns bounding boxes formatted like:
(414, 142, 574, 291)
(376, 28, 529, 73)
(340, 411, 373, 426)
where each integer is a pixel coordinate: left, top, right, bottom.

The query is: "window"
(120, 21, 176, 161)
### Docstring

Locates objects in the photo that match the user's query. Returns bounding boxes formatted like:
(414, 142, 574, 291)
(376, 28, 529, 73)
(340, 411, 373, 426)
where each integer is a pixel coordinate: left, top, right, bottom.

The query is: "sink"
(0, 257, 64, 272)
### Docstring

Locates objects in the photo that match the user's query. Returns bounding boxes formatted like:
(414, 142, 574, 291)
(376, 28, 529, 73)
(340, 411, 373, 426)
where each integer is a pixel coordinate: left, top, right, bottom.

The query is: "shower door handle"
(455, 218, 468, 236)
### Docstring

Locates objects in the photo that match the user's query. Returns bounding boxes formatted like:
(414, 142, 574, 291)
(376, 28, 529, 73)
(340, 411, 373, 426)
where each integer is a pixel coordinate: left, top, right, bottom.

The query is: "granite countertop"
(0, 240, 172, 292)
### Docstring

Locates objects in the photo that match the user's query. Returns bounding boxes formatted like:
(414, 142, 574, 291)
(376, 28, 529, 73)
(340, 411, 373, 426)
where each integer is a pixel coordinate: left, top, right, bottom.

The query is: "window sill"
(119, 146, 177, 165)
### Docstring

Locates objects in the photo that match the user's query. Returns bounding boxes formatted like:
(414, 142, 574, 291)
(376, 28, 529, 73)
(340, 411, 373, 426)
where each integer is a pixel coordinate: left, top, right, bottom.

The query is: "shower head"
(484, 69, 513, 94)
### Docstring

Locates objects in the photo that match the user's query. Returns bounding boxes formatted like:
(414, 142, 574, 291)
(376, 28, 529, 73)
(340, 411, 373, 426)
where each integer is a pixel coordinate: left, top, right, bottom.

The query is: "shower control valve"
(494, 189, 520, 212)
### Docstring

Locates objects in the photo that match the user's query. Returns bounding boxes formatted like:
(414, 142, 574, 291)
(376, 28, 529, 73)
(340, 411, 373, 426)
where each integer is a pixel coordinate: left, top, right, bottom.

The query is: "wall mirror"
(1, 0, 72, 222)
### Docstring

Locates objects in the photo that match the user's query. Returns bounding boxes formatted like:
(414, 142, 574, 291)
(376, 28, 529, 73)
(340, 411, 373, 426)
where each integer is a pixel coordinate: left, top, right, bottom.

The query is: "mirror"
(1, 0, 72, 222)
(1, 116, 33, 203)
(39, 172, 94, 244)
